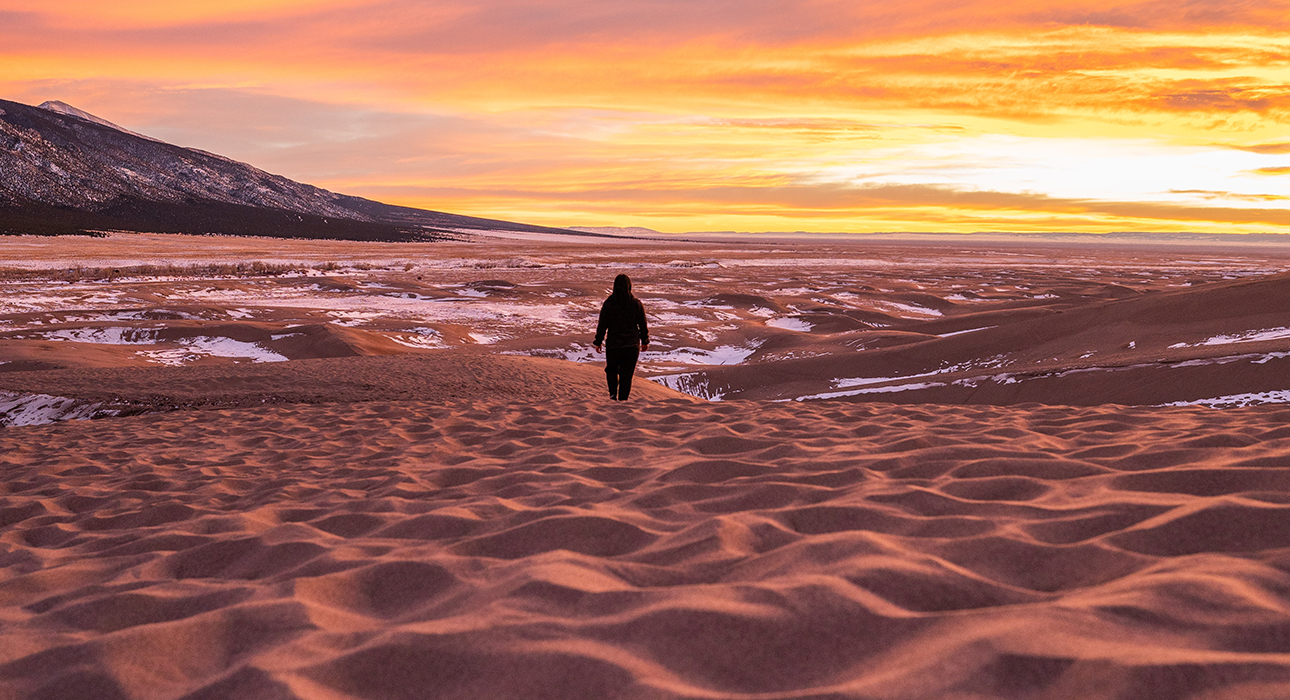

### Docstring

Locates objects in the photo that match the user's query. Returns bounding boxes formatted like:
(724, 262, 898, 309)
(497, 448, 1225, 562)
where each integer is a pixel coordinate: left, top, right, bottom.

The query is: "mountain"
(0, 98, 594, 241)
(36, 100, 159, 142)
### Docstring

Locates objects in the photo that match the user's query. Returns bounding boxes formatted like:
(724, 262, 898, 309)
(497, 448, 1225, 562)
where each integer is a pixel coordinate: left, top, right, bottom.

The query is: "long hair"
(611, 273, 633, 299)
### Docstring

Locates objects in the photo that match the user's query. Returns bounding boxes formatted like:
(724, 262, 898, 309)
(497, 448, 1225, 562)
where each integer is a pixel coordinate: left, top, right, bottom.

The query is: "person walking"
(593, 273, 650, 401)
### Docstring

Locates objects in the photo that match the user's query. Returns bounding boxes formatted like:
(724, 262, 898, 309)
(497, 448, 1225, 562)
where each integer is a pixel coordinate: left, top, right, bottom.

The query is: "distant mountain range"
(0, 98, 593, 241)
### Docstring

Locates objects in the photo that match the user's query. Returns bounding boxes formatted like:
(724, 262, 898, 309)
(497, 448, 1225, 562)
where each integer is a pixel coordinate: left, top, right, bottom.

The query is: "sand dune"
(4, 383, 1290, 698)
(693, 270, 1290, 404)
(6, 235, 1290, 698)
(7, 233, 1290, 408)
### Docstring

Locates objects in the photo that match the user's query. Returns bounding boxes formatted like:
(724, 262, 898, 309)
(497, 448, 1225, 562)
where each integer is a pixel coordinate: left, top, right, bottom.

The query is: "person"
(593, 273, 649, 401)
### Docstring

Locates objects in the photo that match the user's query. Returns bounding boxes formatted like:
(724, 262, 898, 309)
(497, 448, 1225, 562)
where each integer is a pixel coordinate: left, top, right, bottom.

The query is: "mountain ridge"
(37, 100, 158, 142)
(0, 98, 601, 241)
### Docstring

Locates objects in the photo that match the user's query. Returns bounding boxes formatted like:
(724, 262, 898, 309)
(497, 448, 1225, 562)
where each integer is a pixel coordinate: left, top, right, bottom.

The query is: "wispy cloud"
(1233, 143, 1290, 155)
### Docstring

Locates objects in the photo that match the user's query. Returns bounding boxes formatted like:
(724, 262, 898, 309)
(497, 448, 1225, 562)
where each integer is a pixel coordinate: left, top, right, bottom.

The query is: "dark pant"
(605, 346, 640, 400)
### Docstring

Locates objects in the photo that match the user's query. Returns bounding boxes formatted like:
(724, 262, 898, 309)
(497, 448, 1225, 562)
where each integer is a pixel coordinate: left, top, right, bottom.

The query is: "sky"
(2, 0, 1289, 234)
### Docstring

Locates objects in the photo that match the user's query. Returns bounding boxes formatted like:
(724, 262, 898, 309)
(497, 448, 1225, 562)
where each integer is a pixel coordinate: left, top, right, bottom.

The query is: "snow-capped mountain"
(0, 98, 584, 240)
(36, 100, 159, 142)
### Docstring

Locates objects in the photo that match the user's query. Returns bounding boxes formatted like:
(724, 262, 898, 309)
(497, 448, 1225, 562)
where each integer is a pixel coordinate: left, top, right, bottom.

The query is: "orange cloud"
(361, 182, 1290, 232)
(3, 0, 1290, 233)
(1234, 143, 1290, 155)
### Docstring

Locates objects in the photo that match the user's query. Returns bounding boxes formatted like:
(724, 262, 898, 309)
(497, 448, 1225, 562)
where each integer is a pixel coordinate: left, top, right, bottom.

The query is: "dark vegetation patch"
(0, 198, 452, 242)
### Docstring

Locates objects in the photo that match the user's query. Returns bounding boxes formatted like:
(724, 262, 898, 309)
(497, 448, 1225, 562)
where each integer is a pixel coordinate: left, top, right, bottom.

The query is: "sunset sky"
(2, 0, 1288, 234)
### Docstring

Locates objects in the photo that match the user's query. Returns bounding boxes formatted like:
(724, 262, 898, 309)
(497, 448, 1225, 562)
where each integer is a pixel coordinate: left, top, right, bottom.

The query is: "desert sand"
(4, 233, 1290, 699)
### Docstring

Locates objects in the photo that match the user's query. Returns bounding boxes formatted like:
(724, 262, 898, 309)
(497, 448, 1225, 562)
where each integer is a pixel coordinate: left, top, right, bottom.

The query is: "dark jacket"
(594, 294, 649, 349)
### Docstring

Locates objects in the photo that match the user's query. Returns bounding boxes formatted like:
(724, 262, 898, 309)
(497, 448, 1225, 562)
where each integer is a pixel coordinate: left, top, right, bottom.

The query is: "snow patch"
(651, 343, 762, 365)
(875, 301, 943, 318)
(652, 373, 724, 401)
(137, 337, 288, 366)
(0, 391, 119, 427)
(42, 327, 157, 344)
(1161, 391, 1290, 408)
(504, 346, 599, 363)
(387, 328, 446, 349)
(937, 326, 996, 338)
(327, 311, 383, 327)
(796, 381, 947, 401)
(1171, 327, 1290, 348)
(766, 317, 813, 332)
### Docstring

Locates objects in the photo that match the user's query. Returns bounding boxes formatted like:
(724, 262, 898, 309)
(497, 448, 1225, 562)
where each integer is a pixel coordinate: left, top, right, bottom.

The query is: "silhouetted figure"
(594, 274, 650, 400)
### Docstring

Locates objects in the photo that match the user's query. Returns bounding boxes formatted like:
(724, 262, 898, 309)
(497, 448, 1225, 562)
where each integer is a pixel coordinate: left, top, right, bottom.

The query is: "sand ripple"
(4, 400, 1290, 698)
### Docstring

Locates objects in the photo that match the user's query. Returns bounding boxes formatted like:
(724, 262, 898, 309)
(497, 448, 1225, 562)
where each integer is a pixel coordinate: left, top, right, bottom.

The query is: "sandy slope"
(0, 350, 690, 416)
(690, 270, 1290, 405)
(4, 388, 1290, 699)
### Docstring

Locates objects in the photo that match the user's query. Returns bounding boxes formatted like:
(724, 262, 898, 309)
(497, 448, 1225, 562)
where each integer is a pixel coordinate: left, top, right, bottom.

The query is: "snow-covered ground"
(0, 391, 118, 427)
